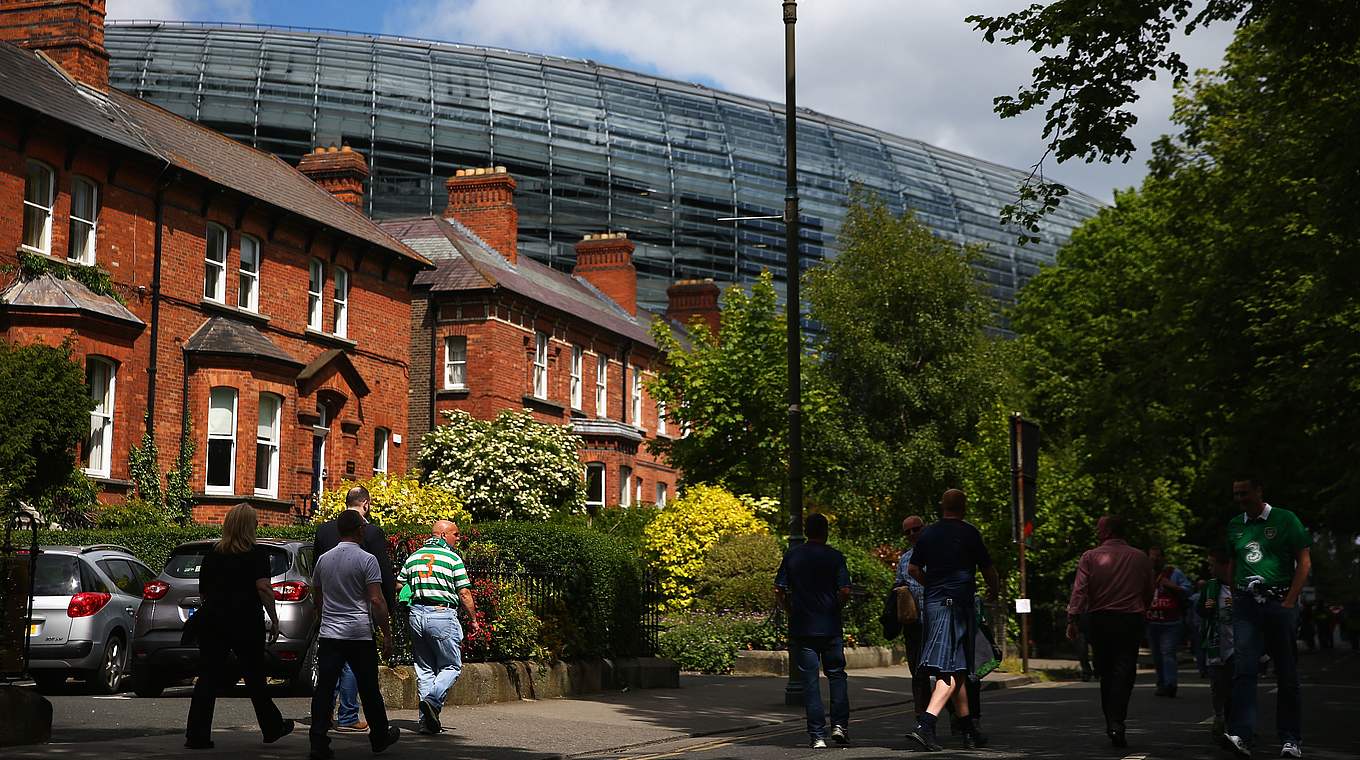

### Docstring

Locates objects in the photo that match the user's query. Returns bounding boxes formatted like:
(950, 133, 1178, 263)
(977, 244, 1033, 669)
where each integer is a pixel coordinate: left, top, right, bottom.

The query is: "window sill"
(200, 299, 270, 325)
(86, 474, 131, 489)
(196, 492, 293, 509)
(521, 394, 566, 416)
(18, 248, 110, 275)
(305, 328, 357, 350)
(436, 387, 470, 399)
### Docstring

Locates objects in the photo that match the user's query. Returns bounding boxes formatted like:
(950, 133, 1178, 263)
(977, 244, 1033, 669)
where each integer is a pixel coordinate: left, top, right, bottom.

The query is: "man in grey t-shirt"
(309, 510, 400, 759)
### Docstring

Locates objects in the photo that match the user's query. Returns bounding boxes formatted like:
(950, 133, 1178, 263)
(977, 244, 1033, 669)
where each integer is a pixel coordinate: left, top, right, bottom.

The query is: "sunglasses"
(905, 526, 924, 534)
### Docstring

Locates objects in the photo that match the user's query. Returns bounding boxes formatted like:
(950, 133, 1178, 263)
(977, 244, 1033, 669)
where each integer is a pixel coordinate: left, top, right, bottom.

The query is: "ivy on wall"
(10, 250, 124, 304)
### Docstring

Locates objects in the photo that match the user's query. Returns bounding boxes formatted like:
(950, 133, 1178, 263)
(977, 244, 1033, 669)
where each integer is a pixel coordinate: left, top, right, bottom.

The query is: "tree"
(419, 409, 586, 522)
(966, 0, 1358, 237)
(647, 272, 853, 504)
(804, 190, 1007, 540)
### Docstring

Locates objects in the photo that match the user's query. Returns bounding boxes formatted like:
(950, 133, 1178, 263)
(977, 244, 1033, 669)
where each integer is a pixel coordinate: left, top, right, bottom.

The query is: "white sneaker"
(1224, 734, 1252, 758)
(809, 736, 828, 749)
(1280, 742, 1303, 758)
(830, 725, 848, 745)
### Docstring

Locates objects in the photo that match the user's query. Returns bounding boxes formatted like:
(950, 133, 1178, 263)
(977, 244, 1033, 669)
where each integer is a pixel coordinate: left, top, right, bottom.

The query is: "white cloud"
(388, 0, 1234, 201)
(106, 0, 253, 23)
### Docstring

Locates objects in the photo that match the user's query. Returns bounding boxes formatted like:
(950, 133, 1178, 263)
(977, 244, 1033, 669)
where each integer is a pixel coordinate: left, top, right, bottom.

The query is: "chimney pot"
(575, 232, 638, 316)
(0, 0, 110, 90)
(297, 144, 370, 212)
(667, 278, 722, 336)
(445, 167, 519, 264)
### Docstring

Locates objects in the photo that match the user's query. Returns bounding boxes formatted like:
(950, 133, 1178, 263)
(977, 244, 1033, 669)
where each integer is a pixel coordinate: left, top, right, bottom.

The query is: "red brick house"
(383, 168, 721, 510)
(0, 1, 430, 524)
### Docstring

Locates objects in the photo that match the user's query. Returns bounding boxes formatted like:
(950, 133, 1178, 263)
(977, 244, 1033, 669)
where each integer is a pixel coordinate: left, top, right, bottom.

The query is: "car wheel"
(132, 666, 164, 698)
(91, 634, 127, 694)
(31, 671, 67, 693)
(288, 636, 319, 697)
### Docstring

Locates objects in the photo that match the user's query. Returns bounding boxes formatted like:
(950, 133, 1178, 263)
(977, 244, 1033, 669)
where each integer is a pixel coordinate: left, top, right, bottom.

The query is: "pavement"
(9, 649, 1359, 758)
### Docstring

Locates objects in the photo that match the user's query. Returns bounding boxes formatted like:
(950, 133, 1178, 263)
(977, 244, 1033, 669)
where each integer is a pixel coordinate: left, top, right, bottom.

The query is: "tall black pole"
(782, 0, 806, 707)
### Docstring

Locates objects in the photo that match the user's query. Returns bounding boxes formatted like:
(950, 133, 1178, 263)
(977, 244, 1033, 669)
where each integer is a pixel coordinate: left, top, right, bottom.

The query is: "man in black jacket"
(313, 486, 395, 732)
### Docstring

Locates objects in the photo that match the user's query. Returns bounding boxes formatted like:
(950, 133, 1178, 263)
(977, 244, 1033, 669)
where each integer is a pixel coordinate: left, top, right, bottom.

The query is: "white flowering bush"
(419, 409, 587, 522)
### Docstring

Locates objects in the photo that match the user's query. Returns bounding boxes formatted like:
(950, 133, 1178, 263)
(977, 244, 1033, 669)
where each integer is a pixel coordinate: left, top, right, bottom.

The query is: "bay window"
(206, 387, 237, 493)
(84, 358, 116, 477)
(254, 393, 280, 497)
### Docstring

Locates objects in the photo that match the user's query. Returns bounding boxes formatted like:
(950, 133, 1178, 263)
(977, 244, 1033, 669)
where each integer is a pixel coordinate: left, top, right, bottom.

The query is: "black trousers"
(1088, 611, 1143, 728)
(185, 629, 285, 743)
(310, 637, 389, 751)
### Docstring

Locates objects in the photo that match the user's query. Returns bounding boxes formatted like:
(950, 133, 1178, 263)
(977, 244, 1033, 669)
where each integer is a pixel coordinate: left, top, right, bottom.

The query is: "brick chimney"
(297, 145, 369, 211)
(0, 0, 109, 90)
(445, 166, 518, 264)
(667, 279, 721, 336)
(575, 233, 637, 317)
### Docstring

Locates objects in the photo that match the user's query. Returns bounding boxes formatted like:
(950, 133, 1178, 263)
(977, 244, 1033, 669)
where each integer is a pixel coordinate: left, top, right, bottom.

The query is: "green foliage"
(13, 250, 123, 303)
(643, 484, 767, 611)
(419, 409, 586, 521)
(126, 413, 196, 525)
(127, 427, 162, 509)
(459, 578, 547, 663)
(647, 272, 854, 504)
(36, 525, 318, 570)
(833, 542, 895, 649)
(805, 191, 1006, 543)
(31, 469, 98, 530)
(164, 415, 196, 524)
(552, 504, 659, 547)
(657, 612, 783, 674)
(693, 533, 782, 614)
(0, 339, 94, 525)
(93, 497, 173, 529)
(314, 473, 471, 529)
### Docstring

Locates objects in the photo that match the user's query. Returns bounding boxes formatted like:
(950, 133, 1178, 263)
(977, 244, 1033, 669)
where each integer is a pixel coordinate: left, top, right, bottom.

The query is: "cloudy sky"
(107, 0, 1236, 201)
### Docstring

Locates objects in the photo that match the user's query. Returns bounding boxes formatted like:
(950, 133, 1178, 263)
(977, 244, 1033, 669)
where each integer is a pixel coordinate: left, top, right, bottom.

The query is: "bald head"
(902, 515, 925, 546)
(345, 485, 371, 517)
(940, 489, 967, 517)
(432, 520, 460, 544)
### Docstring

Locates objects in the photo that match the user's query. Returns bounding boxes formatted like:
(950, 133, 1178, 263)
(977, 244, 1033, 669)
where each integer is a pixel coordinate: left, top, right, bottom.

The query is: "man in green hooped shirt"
(1222, 478, 1312, 759)
(397, 520, 479, 736)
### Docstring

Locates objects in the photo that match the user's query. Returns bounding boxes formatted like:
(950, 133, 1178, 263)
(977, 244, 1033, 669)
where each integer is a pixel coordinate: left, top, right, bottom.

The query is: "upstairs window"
(238, 235, 260, 312)
(570, 346, 583, 410)
(206, 387, 237, 493)
(444, 336, 467, 389)
(84, 358, 116, 478)
(657, 400, 668, 436)
(307, 259, 324, 330)
(254, 393, 281, 498)
(595, 355, 608, 418)
(204, 223, 227, 303)
(620, 466, 633, 507)
(533, 331, 549, 399)
(630, 367, 643, 426)
(68, 177, 98, 265)
(585, 463, 605, 513)
(22, 161, 55, 254)
(373, 427, 389, 475)
(333, 267, 349, 337)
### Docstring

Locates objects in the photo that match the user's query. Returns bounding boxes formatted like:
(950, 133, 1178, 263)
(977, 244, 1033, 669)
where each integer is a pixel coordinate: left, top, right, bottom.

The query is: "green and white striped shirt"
(397, 537, 471, 606)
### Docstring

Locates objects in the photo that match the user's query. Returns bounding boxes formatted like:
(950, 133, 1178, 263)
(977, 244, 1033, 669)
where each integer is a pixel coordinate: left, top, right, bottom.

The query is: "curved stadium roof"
(105, 21, 1103, 311)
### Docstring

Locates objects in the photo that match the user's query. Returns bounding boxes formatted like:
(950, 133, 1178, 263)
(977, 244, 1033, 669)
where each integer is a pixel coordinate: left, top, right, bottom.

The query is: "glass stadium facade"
(105, 21, 1103, 311)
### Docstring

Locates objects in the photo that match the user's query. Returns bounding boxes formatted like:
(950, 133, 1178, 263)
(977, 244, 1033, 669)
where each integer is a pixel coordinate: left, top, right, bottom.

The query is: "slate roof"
(184, 316, 301, 367)
(0, 272, 143, 326)
(380, 216, 659, 348)
(0, 42, 430, 268)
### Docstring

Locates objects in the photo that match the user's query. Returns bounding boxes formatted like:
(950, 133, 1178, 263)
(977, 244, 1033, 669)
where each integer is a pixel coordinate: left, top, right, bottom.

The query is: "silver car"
(27, 545, 155, 694)
(130, 538, 318, 697)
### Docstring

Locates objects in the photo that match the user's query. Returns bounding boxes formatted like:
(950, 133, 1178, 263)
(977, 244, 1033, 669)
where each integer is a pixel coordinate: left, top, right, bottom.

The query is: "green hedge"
(658, 612, 782, 673)
(37, 525, 318, 571)
(836, 542, 895, 648)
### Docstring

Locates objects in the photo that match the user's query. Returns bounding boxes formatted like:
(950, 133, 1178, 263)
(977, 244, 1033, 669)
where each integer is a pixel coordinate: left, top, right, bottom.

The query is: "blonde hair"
(216, 503, 258, 554)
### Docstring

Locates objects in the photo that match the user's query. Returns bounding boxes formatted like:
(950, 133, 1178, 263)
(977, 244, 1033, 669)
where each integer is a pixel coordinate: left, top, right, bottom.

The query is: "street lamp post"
(781, 0, 805, 708)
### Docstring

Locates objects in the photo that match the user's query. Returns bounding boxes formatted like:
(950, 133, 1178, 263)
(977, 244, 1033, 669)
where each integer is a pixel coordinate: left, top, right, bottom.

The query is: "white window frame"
(68, 176, 98, 265)
(585, 463, 606, 512)
(254, 393, 281, 498)
(570, 346, 583, 410)
(206, 387, 238, 494)
(373, 427, 389, 475)
(332, 266, 349, 337)
(204, 223, 227, 303)
(84, 357, 116, 478)
(533, 331, 549, 400)
(238, 234, 261, 312)
(22, 160, 55, 254)
(307, 258, 324, 330)
(620, 466, 633, 507)
(444, 336, 468, 389)
(631, 367, 643, 427)
(657, 400, 668, 436)
(595, 355, 608, 418)
(655, 482, 668, 507)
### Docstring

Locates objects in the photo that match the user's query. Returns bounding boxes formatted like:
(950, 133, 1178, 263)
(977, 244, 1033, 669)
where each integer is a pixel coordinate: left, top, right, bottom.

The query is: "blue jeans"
(1146, 620, 1183, 690)
(792, 636, 849, 738)
(409, 605, 464, 710)
(334, 663, 359, 725)
(1230, 592, 1301, 745)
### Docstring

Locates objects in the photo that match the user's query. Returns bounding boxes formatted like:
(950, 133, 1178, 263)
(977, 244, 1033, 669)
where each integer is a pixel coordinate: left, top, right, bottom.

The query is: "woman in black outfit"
(184, 503, 294, 749)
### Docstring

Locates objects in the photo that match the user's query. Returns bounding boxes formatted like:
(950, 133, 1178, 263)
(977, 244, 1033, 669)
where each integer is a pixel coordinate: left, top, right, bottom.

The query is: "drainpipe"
(145, 182, 167, 438)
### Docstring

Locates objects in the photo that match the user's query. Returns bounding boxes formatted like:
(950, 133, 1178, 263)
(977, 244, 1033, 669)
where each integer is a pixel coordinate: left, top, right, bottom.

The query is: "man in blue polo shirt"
(775, 513, 852, 749)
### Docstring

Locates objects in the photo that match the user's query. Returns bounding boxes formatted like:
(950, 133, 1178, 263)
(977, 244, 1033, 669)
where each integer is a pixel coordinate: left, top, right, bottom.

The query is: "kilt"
(918, 596, 974, 676)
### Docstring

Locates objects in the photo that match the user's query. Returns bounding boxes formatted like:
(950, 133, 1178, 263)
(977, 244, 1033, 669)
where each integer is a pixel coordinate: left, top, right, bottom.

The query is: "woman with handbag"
(184, 503, 294, 749)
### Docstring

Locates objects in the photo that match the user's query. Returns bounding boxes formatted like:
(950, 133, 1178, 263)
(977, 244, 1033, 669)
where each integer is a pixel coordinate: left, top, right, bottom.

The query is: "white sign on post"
(1015, 598, 1032, 614)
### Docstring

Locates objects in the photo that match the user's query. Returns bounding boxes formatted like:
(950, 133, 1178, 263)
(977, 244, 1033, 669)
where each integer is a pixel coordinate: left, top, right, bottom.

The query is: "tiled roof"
(0, 42, 430, 268)
(0, 272, 143, 326)
(184, 316, 301, 367)
(380, 216, 658, 348)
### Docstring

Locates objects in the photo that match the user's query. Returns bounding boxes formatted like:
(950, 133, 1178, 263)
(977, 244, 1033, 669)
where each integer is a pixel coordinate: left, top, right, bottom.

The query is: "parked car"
(131, 538, 317, 697)
(27, 545, 156, 694)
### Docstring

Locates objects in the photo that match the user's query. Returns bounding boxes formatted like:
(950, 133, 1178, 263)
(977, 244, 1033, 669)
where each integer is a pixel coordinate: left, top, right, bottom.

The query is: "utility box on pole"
(1010, 413, 1039, 672)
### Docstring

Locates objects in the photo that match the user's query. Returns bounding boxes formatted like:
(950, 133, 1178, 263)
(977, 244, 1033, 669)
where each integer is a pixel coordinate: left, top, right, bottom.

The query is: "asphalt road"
(21, 649, 1360, 759)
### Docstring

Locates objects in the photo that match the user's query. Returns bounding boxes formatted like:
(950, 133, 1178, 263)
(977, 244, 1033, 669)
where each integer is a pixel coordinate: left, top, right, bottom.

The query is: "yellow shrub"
(312, 473, 471, 529)
(643, 484, 767, 611)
